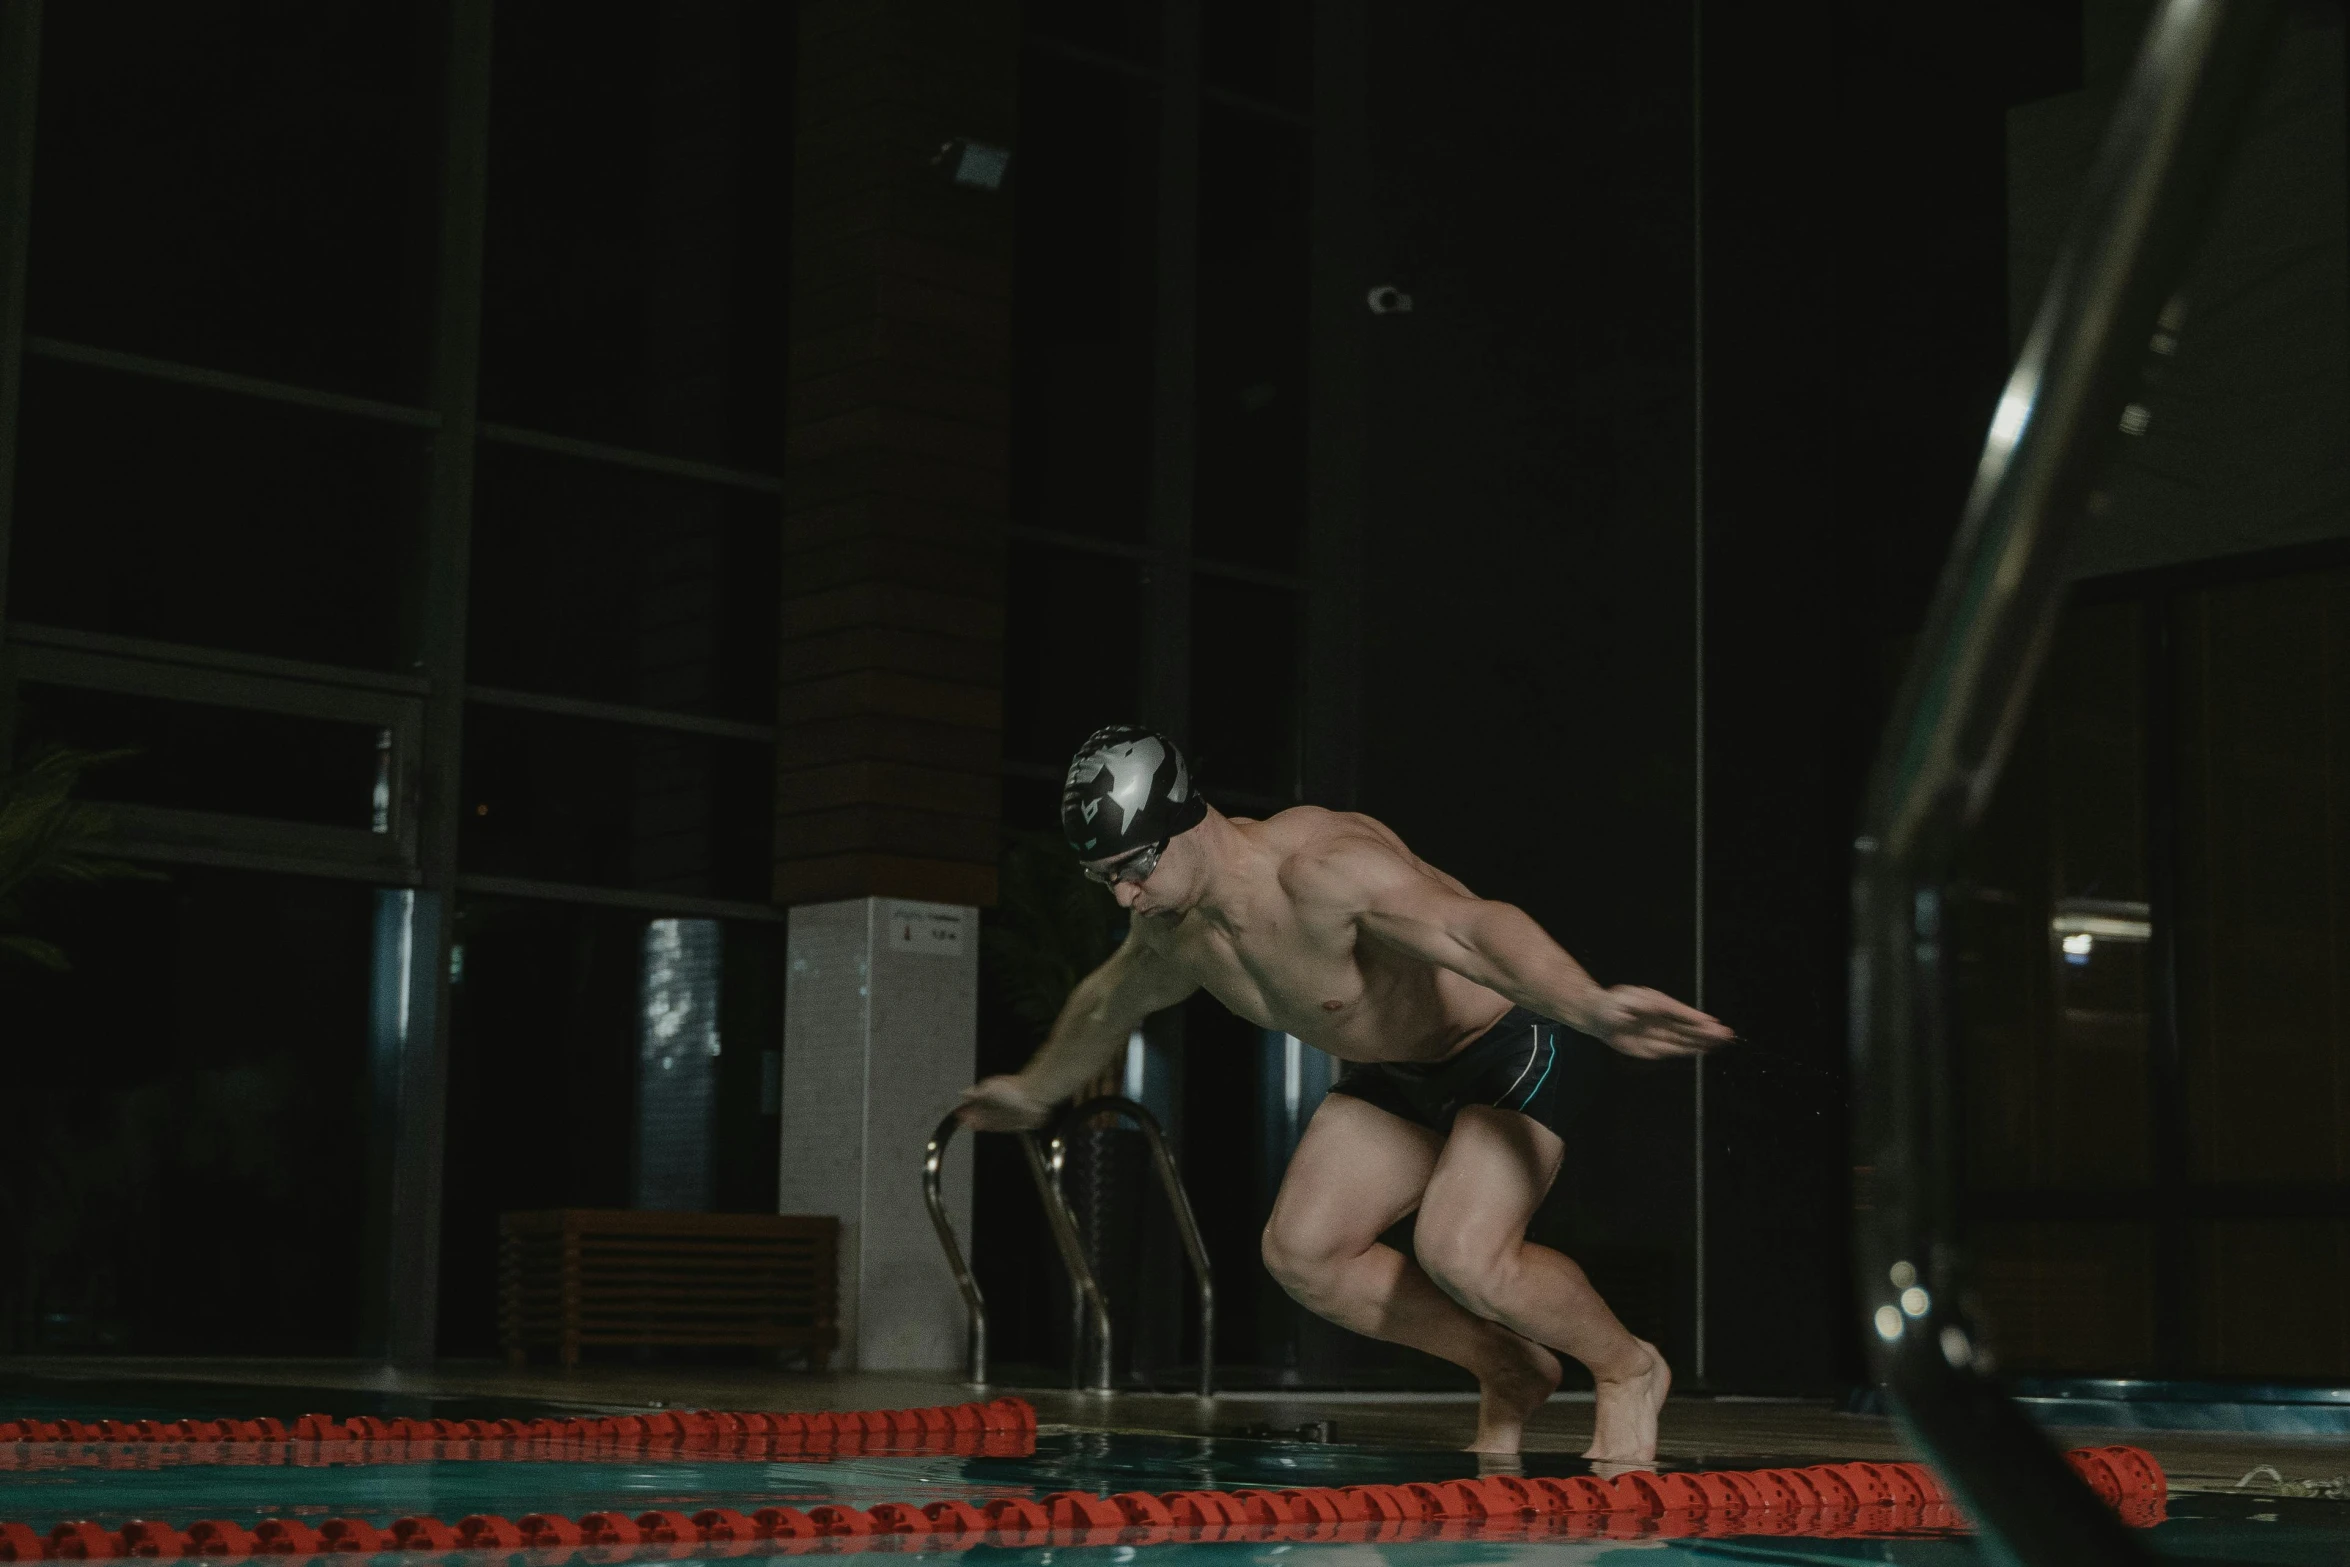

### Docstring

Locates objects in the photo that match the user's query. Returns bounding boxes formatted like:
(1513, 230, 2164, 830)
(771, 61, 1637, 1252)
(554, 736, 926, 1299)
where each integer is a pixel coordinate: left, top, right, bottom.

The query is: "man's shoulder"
(1257, 808, 1414, 899)
(1249, 804, 1398, 854)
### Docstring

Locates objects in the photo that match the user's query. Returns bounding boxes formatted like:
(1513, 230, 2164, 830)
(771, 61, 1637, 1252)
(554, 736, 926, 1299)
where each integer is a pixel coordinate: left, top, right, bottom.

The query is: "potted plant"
(0, 745, 145, 969)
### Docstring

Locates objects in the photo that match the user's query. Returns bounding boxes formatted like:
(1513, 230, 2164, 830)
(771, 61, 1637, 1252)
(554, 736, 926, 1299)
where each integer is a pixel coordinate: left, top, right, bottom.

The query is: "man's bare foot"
(1583, 1338, 1670, 1463)
(1468, 1333, 1561, 1453)
(1586, 1458, 1654, 1481)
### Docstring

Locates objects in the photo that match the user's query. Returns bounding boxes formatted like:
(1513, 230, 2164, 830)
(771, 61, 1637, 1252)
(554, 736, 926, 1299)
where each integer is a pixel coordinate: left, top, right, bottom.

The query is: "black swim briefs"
(1325, 1006, 1576, 1136)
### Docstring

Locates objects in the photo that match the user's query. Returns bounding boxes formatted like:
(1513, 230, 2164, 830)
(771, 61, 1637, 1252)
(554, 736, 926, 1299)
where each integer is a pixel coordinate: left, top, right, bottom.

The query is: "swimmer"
(958, 725, 1732, 1460)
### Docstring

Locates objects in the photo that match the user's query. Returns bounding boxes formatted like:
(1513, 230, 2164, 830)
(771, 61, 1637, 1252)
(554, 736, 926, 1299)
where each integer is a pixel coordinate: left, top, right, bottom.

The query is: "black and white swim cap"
(1060, 725, 1209, 859)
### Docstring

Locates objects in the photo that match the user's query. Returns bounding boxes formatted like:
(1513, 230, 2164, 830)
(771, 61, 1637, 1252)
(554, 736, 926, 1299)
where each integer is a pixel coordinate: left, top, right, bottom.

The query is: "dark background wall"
(1696, 0, 2074, 1389)
(1355, 1, 1702, 1379)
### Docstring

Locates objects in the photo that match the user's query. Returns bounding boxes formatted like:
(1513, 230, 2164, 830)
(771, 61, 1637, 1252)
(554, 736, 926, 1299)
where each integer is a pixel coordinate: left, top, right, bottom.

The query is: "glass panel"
(635, 918, 723, 1212)
(467, 444, 781, 722)
(2191, 1218, 2350, 1379)
(10, 359, 425, 670)
(1010, 58, 1157, 545)
(0, 868, 373, 1352)
(2178, 568, 2350, 1186)
(478, 2, 791, 471)
(458, 708, 774, 902)
(1969, 1220, 2158, 1374)
(440, 899, 781, 1357)
(998, 773, 1061, 839)
(14, 684, 389, 832)
(1203, 0, 1311, 111)
(1188, 575, 1299, 801)
(1957, 601, 2151, 1192)
(1024, 0, 1161, 66)
(1002, 542, 1143, 769)
(1193, 105, 1308, 572)
(27, 2, 445, 403)
(440, 898, 654, 1358)
(1258, 1027, 1333, 1174)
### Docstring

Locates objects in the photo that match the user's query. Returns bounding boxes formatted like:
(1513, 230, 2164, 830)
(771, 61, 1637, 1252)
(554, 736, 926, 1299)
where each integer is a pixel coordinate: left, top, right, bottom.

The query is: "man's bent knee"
(1261, 1219, 1353, 1307)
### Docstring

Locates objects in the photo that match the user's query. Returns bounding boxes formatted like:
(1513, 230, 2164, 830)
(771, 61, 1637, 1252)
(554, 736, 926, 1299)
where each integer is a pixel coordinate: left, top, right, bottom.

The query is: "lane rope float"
(0, 1445, 2166, 1558)
(0, 1399, 1036, 1469)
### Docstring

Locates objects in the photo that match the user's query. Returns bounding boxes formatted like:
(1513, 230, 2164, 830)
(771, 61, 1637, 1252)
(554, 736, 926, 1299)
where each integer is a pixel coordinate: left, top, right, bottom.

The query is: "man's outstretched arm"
(1287, 838, 1731, 1059)
(957, 932, 1200, 1129)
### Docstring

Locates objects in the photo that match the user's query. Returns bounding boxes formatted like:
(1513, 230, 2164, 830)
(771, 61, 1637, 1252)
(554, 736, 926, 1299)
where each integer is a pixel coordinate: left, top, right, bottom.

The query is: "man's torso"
(1130, 806, 1513, 1064)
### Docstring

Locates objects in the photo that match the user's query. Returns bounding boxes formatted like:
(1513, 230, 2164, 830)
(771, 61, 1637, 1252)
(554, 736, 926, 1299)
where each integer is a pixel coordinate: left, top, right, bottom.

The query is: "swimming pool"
(0, 1385, 2337, 1566)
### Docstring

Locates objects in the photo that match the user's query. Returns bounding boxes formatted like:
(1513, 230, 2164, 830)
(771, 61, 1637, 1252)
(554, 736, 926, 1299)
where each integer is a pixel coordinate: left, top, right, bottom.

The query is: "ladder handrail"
(924, 1112, 1111, 1389)
(922, 1111, 991, 1386)
(1050, 1095, 1217, 1400)
(922, 1097, 1215, 1396)
(1021, 1123, 1117, 1393)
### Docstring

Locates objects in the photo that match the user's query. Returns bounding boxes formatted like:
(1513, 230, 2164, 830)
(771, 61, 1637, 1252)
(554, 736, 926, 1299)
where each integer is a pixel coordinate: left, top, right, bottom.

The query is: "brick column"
(777, 0, 1015, 911)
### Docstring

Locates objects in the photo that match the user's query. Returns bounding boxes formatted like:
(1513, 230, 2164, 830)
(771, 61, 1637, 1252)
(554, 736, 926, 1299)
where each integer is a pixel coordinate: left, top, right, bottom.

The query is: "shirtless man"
(958, 725, 1731, 1459)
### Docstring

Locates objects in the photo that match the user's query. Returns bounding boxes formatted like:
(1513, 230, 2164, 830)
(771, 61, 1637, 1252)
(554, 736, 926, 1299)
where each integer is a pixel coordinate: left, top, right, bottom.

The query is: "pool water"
(0, 1382, 2341, 1565)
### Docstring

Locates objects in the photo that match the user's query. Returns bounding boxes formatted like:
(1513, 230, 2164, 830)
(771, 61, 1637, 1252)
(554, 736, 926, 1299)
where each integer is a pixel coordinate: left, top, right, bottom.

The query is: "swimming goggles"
(1081, 839, 1166, 887)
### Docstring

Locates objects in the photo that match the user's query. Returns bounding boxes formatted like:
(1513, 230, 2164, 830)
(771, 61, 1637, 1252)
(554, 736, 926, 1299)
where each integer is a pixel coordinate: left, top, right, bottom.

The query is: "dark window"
(27, 2, 446, 403)
(1960, 564, 2350, 1380)
(439, 898, 645, 1354)
(460, 708, 774, 901)
(1025, 0, 1161, 66)
(468, 445, 781, 722)
(2176, 568, 2350, 1379)
(1959, 603, 2154, 1372)
(10, 360, 425, 670)
(0, 869, 373, 1353)
(1002, 541, 1143, 767)
(440, 899, 783, 1357)
(1000, 772, 1062, 838)
(1194, 106, 1308, 571)
(478, 2, 791, 471)
(16, 685, 388, 832)
(1203, 0, 1311, 108)
(1010, 57, 1158, 545)
(1189, 575, 1299, 801)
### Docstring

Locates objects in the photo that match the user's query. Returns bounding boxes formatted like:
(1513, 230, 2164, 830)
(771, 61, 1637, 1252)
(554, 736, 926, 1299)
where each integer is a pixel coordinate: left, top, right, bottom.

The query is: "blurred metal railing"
(1046, 1096, 1218, 1399)
(923, 1094, 1216, 1398)
(1848, 2, 2278, 1563)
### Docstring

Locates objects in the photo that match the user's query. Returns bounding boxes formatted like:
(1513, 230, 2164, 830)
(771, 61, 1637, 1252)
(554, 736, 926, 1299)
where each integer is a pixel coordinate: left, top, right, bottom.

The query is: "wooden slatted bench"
(499, 1210, 839, 1371)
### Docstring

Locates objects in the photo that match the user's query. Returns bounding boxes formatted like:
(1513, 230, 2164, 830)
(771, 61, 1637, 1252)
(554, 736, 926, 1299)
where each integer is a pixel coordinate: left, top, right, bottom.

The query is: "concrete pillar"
(778, 895, 976, 1371)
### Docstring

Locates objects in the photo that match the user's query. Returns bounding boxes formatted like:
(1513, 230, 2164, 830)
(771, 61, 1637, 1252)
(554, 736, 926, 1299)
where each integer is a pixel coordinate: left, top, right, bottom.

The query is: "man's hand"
(956, 1074, 1054, 1131)
(1590, 985, 1733, 1060)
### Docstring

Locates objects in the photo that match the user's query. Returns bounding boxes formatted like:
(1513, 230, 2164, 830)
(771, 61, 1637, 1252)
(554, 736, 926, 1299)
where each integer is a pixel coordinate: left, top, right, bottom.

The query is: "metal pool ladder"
(923, 1094, 1215, 1398)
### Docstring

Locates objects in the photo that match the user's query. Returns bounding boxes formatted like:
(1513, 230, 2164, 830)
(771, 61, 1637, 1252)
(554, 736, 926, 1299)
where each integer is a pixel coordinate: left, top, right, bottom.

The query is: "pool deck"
(3, 1356, 2340, 1504)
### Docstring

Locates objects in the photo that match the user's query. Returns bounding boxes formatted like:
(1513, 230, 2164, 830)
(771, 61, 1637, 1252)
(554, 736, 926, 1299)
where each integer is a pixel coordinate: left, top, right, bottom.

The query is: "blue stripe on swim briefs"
(1509, 1032, 1556, 1111)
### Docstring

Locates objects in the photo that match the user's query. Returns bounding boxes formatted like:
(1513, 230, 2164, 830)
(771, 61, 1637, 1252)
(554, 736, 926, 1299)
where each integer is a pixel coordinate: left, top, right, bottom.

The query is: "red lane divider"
(0, 1399, 1036, 1469)
(0, 1445, 2164, 1559)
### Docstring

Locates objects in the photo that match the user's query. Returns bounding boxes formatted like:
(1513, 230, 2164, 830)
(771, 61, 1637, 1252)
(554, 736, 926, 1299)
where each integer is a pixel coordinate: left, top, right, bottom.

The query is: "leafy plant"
(984, 828, 1126, 1040)
(0, 746, 148, 970)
